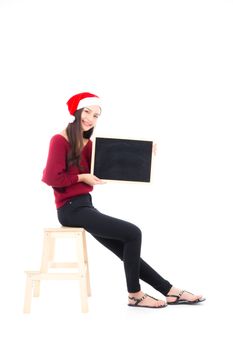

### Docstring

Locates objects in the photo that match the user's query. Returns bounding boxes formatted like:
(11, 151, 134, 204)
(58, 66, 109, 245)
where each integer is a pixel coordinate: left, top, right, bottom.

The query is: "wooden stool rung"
(49, 262, 79, 268)
(25, 271, 86, 280)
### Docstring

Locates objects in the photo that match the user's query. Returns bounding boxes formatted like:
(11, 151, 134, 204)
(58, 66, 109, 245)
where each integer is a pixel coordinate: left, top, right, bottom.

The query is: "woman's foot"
(166, 286, 205, 304)
(128, 290, 167, 308)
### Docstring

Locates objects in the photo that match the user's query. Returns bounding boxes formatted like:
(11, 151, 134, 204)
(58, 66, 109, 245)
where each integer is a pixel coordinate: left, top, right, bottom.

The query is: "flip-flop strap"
(146, 294, 159, 301)
(167, 290, 185, 301)
(128, 293, 148, 305)
(179, 290, 194, 300)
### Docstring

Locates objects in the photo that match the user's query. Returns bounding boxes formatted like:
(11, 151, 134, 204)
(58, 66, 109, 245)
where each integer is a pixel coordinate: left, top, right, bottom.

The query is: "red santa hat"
(66, 92, 101, 115)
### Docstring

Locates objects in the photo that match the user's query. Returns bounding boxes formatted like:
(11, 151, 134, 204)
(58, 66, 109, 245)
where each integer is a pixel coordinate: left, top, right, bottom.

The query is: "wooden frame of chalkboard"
(91, 136, 153, 183)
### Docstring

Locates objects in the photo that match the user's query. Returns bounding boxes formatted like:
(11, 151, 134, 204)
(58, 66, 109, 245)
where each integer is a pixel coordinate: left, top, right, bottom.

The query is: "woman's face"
(80, 105, 101, 131)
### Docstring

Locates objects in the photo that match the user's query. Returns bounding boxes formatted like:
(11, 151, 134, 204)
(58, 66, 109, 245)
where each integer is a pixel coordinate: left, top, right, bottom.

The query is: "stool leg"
(49, 236, 55, 261)
(23, 274, 33, 313)
(77, 234, 88, 313)
(82, 230, 91, 296)
(34, 231, 51, 297)
(80, 276, 88, 313)
(40, 231, 51, 272)
(33, 280, 40, 297)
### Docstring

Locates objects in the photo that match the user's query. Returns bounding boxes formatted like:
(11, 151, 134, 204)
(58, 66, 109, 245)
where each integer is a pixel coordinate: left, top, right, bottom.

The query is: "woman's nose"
(87, 115, 94, 122)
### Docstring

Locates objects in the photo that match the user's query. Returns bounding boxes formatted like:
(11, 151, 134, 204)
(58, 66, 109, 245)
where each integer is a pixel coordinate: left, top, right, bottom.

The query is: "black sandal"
(166, 290, 206, 305)
(128, 293, 167, 308)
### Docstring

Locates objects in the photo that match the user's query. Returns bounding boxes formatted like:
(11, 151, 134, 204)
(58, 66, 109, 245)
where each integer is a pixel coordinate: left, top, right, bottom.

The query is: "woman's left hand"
(153, 143, 157, 156)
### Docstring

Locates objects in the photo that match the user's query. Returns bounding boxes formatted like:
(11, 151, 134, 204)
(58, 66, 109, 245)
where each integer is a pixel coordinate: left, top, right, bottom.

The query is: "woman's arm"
(78, 174, 106, 186)
(42, 135, 79, 187)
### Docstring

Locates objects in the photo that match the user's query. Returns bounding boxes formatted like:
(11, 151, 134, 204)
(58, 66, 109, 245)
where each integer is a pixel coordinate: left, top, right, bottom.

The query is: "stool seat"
(23, 226, 91, 314)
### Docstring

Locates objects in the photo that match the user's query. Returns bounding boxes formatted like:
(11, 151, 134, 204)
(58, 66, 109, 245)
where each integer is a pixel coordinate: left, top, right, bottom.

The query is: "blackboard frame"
(91, 136, 154, 183)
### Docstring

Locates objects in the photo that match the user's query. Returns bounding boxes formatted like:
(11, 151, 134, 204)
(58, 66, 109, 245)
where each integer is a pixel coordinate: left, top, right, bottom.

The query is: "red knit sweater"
(42, 134, 93, 208)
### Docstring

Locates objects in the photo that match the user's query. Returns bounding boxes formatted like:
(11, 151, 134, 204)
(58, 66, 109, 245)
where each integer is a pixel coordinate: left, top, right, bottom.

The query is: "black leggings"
(57, 194, 172, 294)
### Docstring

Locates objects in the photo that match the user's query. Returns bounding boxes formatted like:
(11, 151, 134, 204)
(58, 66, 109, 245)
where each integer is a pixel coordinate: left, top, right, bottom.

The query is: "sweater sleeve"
(42, 135, 79, 187)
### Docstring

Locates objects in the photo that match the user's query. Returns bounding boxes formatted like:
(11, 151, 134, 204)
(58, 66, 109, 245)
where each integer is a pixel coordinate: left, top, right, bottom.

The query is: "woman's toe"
(160, 300, 167, 307)
(184, 291, 203, 302)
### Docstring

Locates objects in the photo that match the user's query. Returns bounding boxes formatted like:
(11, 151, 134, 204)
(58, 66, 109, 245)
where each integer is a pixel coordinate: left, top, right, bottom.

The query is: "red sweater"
(42, 134, 93, 208)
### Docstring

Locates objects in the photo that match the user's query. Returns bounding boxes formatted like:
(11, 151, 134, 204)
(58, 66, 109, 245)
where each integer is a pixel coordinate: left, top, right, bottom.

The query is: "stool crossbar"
(23, 227, 91, 314)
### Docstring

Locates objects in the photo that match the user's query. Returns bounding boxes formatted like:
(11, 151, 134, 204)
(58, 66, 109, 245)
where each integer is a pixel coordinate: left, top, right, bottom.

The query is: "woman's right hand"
(78, 173, 106, 186)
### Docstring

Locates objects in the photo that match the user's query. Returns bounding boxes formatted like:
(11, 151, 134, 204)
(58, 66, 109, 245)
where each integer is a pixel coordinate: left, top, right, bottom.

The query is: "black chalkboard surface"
(91, 137, 153, 182)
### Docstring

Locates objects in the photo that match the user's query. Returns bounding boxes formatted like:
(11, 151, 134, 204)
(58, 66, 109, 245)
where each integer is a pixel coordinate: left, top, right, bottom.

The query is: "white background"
(0, 0, 232, 349)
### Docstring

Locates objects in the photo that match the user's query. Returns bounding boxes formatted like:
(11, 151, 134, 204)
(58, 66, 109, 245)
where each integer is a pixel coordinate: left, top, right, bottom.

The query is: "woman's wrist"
(77, 174, 85, 182)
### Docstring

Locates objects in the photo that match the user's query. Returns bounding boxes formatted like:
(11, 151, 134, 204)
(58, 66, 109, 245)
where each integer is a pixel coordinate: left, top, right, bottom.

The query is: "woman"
(42, 92, 205, 308)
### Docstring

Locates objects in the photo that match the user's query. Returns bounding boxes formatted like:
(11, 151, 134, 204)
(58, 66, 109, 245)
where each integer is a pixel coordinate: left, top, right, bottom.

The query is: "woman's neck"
(60, 129, 88, 145)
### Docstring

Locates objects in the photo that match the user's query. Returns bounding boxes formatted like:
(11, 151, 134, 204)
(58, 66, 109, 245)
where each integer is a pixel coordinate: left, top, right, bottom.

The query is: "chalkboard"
(91, 137, 153, 182)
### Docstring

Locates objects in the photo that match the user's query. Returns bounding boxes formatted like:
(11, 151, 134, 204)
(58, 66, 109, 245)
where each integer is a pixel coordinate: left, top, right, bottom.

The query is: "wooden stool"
(23, 227, 91, 314)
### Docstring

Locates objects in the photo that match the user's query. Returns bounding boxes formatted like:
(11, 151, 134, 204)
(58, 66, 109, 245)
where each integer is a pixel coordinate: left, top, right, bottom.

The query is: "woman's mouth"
(82, 120, 92, 128)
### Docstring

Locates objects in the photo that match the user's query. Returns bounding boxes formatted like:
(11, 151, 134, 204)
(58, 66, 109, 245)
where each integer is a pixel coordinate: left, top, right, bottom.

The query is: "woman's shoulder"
(57, 130, 69, 141)
(49, 132, 69, 147)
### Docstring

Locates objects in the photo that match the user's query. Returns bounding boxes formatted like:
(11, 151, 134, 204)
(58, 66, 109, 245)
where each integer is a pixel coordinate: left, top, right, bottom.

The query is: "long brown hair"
(66, 108, 94, 169)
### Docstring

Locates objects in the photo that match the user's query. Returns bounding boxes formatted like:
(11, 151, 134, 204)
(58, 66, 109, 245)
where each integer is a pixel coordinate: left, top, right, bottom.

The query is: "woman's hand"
(153, 143, 157, 156)
(78, 173, 106, 186)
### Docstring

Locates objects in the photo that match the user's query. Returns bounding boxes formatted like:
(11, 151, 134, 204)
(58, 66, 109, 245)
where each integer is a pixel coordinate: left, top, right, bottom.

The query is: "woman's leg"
(59, 205, 142, 293)
(91, 235, 172, 295)
(57, 198, 203, 306)
(93, 235, 204, 303)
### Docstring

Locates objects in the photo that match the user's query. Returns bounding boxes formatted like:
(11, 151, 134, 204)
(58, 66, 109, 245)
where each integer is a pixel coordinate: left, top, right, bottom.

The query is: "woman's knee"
(129, 224, 142, 242)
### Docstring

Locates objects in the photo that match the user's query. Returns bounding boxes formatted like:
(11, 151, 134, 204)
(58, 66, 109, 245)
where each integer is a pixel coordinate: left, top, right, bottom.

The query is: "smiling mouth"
(82, 121, 92, 127)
